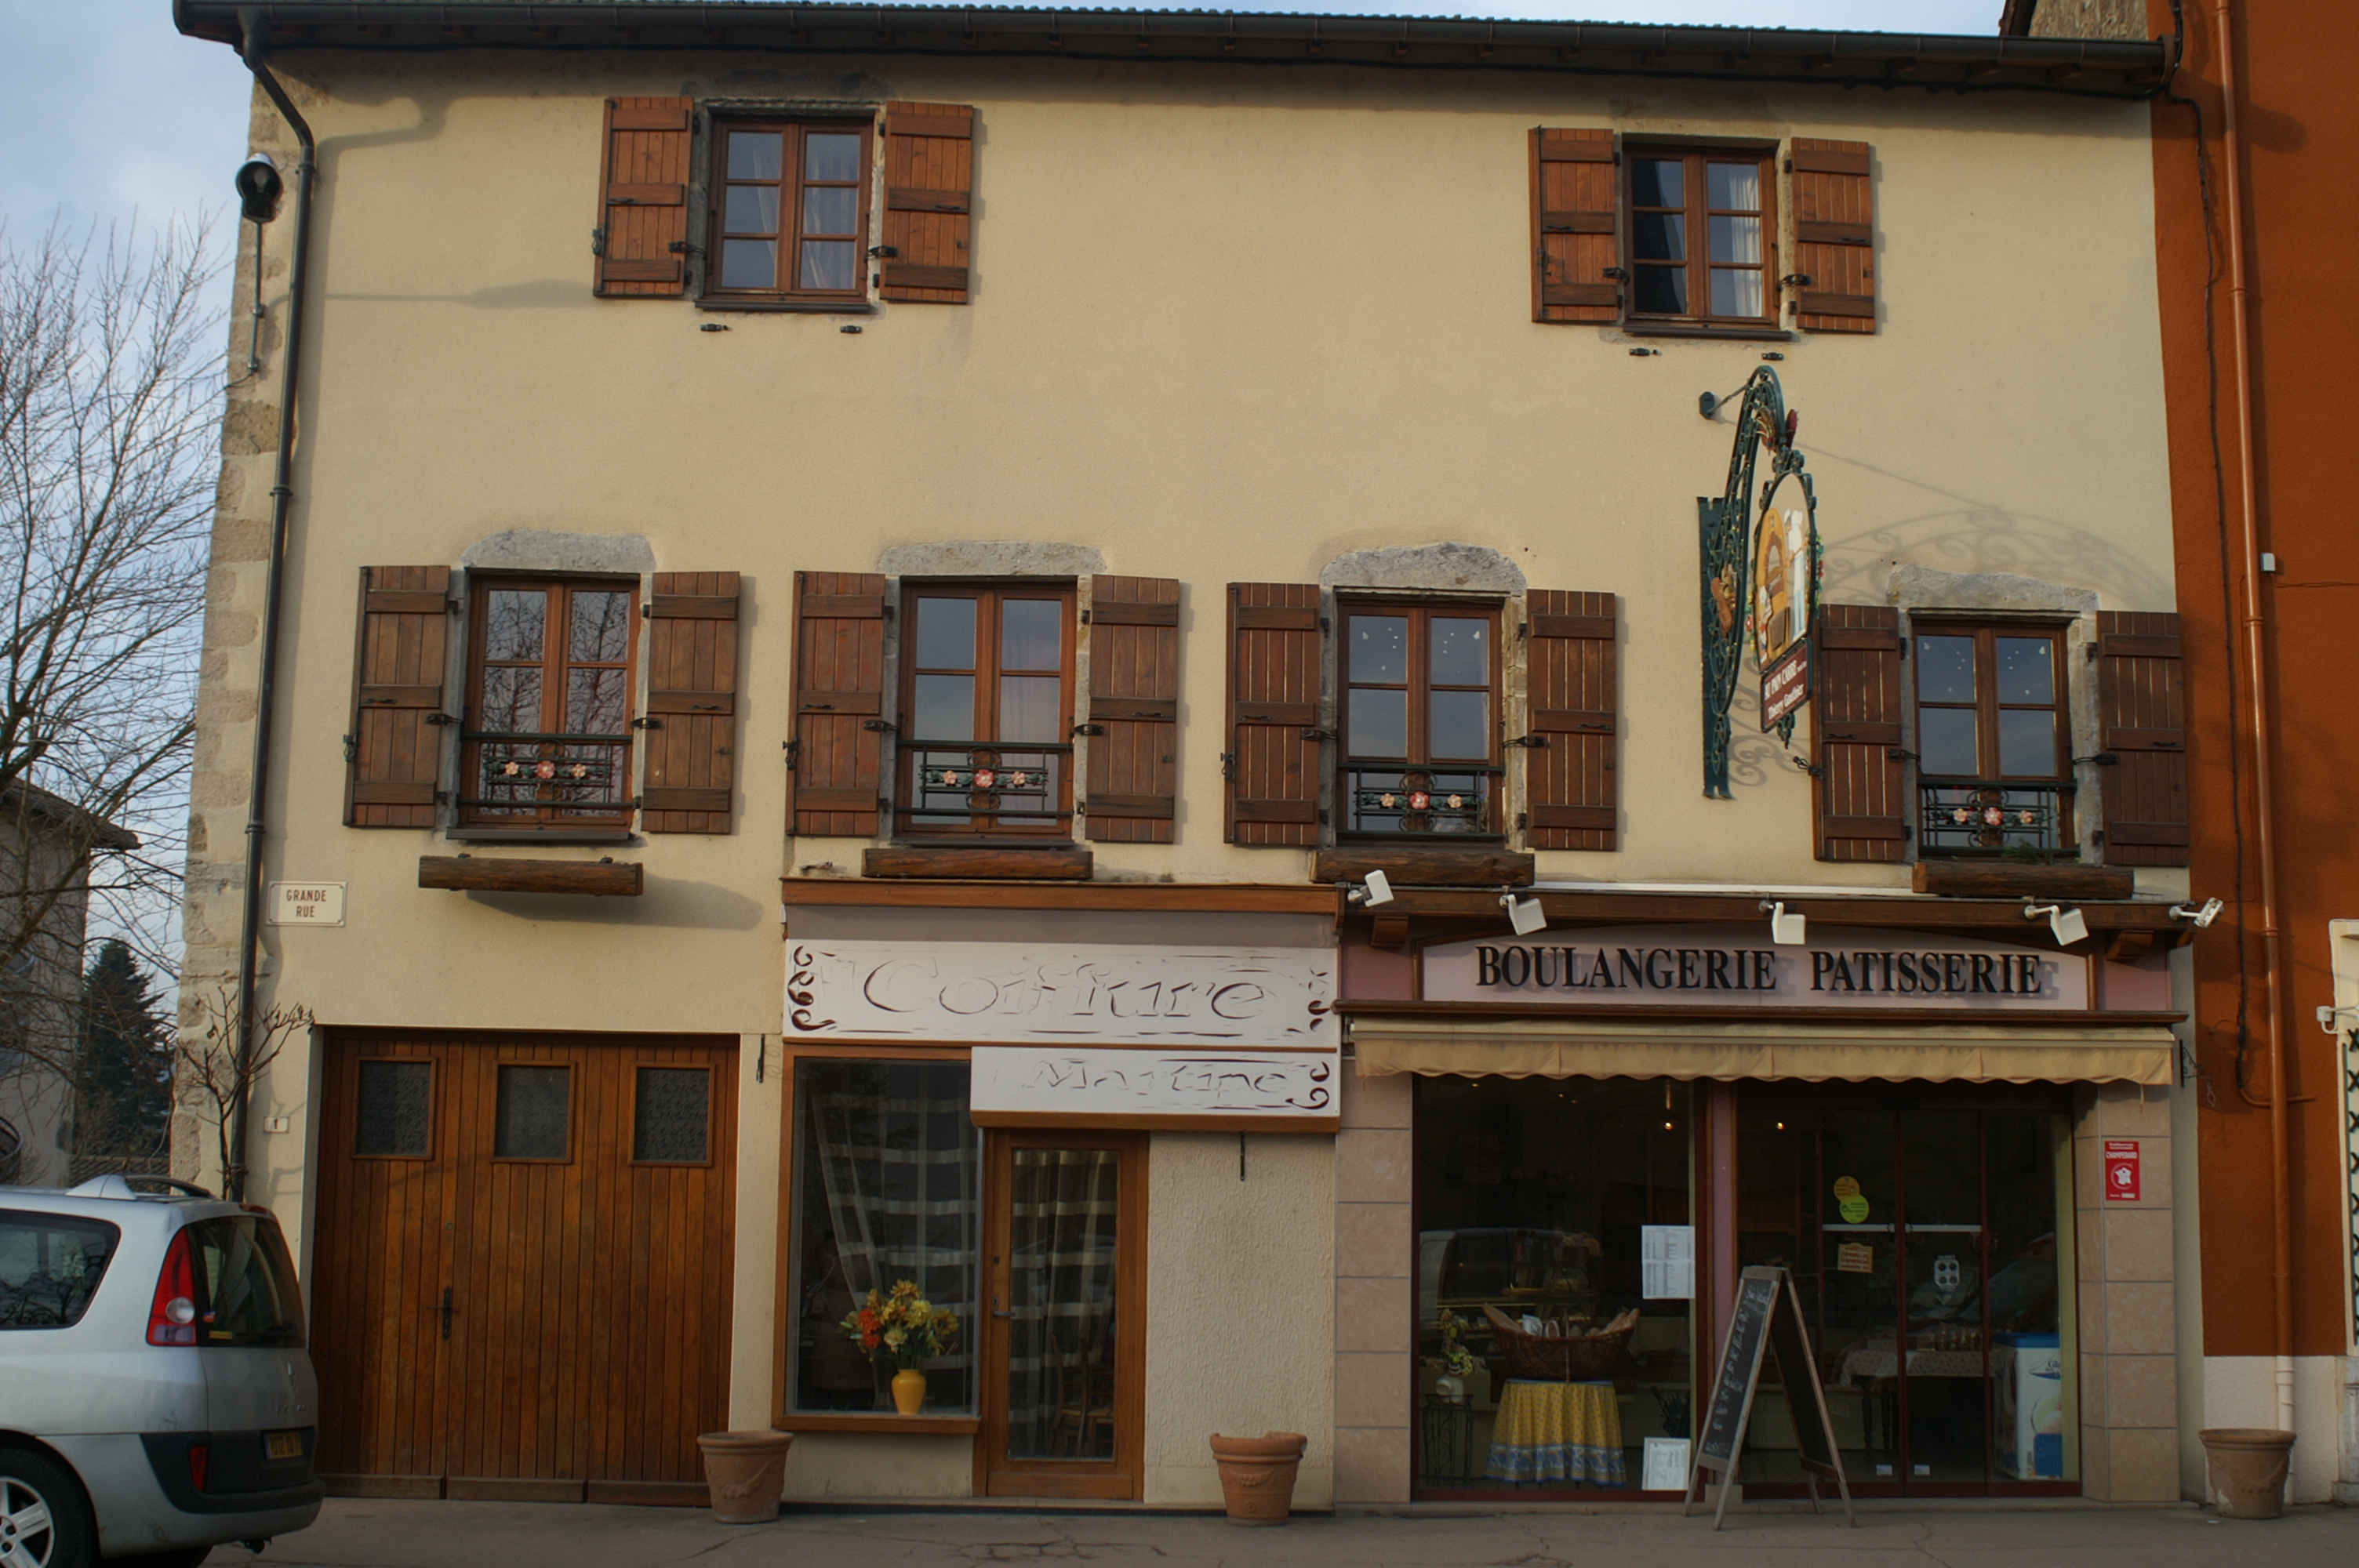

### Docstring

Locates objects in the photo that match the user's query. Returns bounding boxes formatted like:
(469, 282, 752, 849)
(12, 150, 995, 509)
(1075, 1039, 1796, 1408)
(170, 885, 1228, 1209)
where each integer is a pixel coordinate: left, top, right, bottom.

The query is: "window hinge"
(1071, 722, 1107, 738)
(1506, 734, 1549, 750)
(667, 238, 707, 256)
(1299, 728, 1336, 744)
(862, 718, 897, 734)
(880, 601, 896, 620)
(1318, 616, 1332, 635)
(1318, 808, 1329, 826)
(341, 733, 357, 764)
(867, 244, 900, 259)
(631, 716, 663, 731)
(782, 739, 801, 773)
(1219, 750, 1238, 781)
(1885, 747, 1917, 762)
(2074, 753, 2121, 767)
(2085, 641, 2100, 662)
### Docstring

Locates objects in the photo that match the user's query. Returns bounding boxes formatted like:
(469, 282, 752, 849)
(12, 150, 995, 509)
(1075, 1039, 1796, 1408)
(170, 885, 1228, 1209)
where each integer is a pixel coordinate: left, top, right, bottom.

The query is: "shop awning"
(1347, 1014, 2177, 1086)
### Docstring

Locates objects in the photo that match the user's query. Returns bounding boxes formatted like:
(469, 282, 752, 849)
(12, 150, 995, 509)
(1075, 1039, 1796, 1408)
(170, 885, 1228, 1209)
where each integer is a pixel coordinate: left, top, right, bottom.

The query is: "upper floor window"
(1627, 148, 1776, 327)
(707, 120, 873, 302)
(1914, 625, 2074, 857)
(897, 586, 1076, 838)
(1339, 604, 1502, 838)
(461, 576, 638, 830)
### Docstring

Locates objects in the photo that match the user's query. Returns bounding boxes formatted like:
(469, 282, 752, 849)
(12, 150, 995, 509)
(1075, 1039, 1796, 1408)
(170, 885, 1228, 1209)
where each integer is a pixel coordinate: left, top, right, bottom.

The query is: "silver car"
(0, 1175, 322, 1567)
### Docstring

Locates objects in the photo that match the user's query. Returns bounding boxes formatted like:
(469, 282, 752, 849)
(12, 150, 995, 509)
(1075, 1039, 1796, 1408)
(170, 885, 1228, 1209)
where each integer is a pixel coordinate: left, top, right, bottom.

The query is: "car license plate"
(266, 1431, 304, 1461)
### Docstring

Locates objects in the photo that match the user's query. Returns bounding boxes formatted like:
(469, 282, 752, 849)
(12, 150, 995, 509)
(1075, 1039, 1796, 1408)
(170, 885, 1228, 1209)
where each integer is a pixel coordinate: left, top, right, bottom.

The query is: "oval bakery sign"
(1423, 924, 2088, 1011)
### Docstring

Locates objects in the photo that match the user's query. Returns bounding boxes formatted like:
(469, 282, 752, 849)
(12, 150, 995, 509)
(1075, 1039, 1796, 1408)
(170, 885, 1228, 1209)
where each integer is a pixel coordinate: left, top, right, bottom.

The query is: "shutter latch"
(1885, 747, 1917, 762)
(424, 712, 457, 727)
(667, 238, 707, 256)
(590, 227, 608, 258)
(1219, 750, 1238, 781)
(861, 718, 897, 734)
(631, 716, 663, 731)
(1791, 757, 1824, 778)
(1070, 722, 1107, 738)
(867, 244, 900, 259)
(1299, 728, 1336, 744)
(1506, 734, 1549, 750)
(2074, 753, 2121, 767)
(341, 734, 357, 764)
(782, 739, 801, 773)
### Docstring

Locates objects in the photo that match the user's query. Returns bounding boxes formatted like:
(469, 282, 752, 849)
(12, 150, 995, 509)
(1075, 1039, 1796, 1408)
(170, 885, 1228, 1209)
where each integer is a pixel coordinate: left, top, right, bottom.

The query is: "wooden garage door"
(309, 1032, 737, 1498)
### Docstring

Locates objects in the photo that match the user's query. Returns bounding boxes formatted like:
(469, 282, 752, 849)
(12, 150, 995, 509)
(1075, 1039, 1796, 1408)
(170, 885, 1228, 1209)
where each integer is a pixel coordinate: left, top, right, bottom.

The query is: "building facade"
(174, 2, 2201, 1510)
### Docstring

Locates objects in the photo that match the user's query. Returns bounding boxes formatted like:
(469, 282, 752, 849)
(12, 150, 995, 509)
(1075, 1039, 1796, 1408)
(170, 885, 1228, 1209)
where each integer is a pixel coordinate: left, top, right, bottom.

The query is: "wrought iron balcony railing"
(1341, 766, 1502, 838)
(462, 730, 632, 819)
(896, 741, 1073, 837)
(1918, 781, 2076, 858)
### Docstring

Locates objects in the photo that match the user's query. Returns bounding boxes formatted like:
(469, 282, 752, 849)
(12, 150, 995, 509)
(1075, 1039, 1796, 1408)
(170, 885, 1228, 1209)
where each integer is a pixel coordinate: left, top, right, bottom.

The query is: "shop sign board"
(969, 1046, 1334, 1122)
(2103, 1140, 2141, 1200)
(1685, 1265, 1853, 1527)
(785, 940, 1335, 1044)
(1753, 472, 1816, 732)
(1423, 924, 2088, 1011)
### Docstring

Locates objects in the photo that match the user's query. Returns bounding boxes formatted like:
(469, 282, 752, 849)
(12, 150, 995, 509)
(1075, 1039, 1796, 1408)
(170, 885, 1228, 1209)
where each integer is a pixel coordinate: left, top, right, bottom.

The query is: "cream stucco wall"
(177, 45, 2175, 1501)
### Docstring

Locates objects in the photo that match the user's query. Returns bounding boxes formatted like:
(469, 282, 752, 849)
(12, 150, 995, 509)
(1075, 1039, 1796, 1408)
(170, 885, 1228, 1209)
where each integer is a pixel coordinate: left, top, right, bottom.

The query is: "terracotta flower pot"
(2199, 1428, 2295, 1519)
(892, 1368, 928, 1415)
(1208, 1432, 1307, 1526)
(697, 1430, 794, 1525)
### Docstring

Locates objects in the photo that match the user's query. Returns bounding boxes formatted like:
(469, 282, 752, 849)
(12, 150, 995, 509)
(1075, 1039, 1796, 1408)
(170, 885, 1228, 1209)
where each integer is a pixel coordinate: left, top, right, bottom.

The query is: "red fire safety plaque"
(2103, 1140, 2141, 1201)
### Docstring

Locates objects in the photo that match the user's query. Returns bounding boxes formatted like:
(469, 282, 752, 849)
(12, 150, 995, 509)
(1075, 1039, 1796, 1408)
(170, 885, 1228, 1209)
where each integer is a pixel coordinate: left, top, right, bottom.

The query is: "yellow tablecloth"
(1484, 1379, 1626, 1486)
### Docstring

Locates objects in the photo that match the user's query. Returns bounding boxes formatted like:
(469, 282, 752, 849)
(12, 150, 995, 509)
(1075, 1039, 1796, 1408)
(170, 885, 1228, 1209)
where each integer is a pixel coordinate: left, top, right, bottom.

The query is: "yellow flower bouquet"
(839, 1279, 960, 1373)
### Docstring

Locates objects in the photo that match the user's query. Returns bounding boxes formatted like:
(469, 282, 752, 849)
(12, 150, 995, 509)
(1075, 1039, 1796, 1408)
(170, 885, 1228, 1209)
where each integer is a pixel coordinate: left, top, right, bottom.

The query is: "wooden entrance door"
(976, 1131, 1147, 1499)
(309, 1032, 737, 1495)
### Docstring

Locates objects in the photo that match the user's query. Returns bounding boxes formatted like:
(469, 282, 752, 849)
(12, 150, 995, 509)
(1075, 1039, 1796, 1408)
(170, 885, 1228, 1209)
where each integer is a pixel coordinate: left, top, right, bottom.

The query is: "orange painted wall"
(2147, 0, 2358, 1358)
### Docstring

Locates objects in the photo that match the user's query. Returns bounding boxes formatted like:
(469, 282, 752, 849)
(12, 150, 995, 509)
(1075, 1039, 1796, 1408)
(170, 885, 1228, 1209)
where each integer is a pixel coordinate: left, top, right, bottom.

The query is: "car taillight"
(147, 1230, 198, 1345)
(187, 1443, 209, 1492)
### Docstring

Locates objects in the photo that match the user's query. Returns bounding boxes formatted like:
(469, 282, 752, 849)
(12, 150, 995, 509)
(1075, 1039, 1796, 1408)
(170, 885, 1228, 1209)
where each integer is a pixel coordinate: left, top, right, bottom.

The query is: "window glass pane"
(0, 1213, 118, 1329)
(720, 238, 776, 289)
(800, 239, 858, 291)
(727, 131, 783, 180)
(478, 666, 542, 733)
(1915, 636, 1976, 702)
(1349, 615, 1408, 684)
(1429, 690, 1490, 760)
(803, 186, 857, 238)
(1710, 214, 1761, 265)
(1998, 709, 2058, 777)
(998, 676, 1062, 743)
(354, 1060, 431, 1156)
(1707, 161, 1761, 211)
(724, 185, 779, 236)
(1631, 158, 1684, 208)
(485, 590, 545, 662)
(1413, 1077, 1692, 1494)
(914, 597, 978, 670)
(1630, 212, 1685, 263)
(805, 132, 862, 182)
(1004, 1147, 1121, 1461)
(791, 1058, 976, 1415)
(1710, 267, 1762, 318)
(568, 591, 630, 662)
(1997, 638, 2054, 704)
(494, 1065, 570, 1160)
(566, 668, 627, 735)
(186, 1216, 305, 1348)
(1430, 619, 1488, 686)
(634, 1068, 710, 1163)
(1001, 600, 1063, 671)
(1634, 267, 1687, 315)
(1348, 688, 1408, 758)
(913, 674, 976, 741)
(1919, 707, 1979, 777)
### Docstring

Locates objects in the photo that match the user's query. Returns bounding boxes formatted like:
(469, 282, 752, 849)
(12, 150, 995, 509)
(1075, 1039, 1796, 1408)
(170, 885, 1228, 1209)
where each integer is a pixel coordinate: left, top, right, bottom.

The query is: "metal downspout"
(2212, 0, 2295, 1446)
(228, 13, 315, 1202)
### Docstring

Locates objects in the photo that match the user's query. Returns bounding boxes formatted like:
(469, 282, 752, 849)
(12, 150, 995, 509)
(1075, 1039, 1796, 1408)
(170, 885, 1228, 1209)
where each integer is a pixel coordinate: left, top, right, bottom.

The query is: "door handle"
(440, 1286, 453, 1341)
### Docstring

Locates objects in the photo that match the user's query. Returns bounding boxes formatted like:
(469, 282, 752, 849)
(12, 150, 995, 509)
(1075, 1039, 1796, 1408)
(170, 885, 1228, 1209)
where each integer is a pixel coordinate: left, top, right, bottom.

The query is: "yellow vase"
(891, 1369, 926, 1416)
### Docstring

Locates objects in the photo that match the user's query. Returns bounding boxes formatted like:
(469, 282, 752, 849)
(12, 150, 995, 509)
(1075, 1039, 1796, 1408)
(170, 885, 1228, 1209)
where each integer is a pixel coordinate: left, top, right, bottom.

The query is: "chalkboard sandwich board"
(1681, 1265, 1854, 1529)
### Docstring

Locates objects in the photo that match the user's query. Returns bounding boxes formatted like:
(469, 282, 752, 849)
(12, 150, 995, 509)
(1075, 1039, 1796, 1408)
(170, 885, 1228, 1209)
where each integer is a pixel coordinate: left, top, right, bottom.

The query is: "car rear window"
(186, 1215, 306, 1348)
(0, 1210, 121, 1329)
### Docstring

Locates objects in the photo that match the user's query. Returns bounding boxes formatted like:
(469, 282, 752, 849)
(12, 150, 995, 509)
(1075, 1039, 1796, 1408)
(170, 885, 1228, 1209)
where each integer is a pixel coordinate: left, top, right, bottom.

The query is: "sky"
(4, 1, 2000, 243)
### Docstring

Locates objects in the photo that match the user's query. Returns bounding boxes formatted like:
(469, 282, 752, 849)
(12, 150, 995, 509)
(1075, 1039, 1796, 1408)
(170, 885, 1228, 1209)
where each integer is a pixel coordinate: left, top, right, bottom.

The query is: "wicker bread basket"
(1481, 1305, 1638, 1381)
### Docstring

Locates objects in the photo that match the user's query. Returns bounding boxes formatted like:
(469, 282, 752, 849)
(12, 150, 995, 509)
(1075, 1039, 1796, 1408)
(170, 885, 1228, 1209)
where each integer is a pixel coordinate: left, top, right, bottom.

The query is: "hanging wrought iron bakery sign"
(1697, 367, 1819, 797)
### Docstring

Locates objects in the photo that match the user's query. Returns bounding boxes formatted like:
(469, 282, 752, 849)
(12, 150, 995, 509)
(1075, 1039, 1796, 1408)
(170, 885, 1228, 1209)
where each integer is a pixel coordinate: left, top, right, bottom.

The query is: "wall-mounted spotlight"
(234, 154, 284, 223)
(2169, 898, 2224, 929)
(2023, 902, 2089, 947)
(1759, 900, 1806, 946)
(2315, 1004, 2358, 1036)
(1342, 869, 1394, 909)
(1499, 887, 1547, 937)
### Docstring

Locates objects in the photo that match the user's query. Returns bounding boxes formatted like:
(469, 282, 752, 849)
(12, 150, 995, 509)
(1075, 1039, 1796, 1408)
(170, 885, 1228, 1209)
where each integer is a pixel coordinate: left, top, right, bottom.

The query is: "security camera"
(235, 155, 284, 223)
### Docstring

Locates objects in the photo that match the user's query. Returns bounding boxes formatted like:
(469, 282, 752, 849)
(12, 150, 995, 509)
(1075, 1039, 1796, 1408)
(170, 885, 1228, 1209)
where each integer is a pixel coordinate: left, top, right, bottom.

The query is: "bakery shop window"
(1413, 1076, 1695, 1495)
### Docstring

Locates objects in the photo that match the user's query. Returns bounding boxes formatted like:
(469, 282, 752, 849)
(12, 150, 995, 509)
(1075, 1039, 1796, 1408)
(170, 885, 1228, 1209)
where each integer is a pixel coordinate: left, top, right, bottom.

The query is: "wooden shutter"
(1532, 128, 1619, 325)
(2095, 611, 2188, 866)
(1522, 592, 1618, 851)
(595, 97, 692, 297)
(345, 566, 452, 829)
(1224, 584, 1324, 847)
(640, 572, 740, 833)
(1812, 605, 1906, 862)
(787, 572, 887, 837)
(879, 103, 974, 303)
(1789, 139, 1875, 333)
(1084, 576, 1180, 844)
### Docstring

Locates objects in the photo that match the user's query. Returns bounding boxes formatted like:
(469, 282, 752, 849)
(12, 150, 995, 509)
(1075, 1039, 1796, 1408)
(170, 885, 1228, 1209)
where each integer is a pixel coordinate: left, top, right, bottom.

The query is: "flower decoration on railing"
(928, 764, 1034, 793)
(1348, 769, 1492, 835)
(1921, 782, 2070, 855)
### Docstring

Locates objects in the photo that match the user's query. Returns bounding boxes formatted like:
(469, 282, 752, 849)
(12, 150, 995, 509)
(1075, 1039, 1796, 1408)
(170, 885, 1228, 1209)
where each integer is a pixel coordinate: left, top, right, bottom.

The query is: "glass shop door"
(1736, 1095, 2074, 1497)
(976, 1131, 1146, 1499)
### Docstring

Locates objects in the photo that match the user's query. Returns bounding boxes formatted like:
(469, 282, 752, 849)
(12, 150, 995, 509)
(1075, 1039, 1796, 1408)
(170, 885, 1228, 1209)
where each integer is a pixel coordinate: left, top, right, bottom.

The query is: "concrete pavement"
(206, 1498, 2357, 1568)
